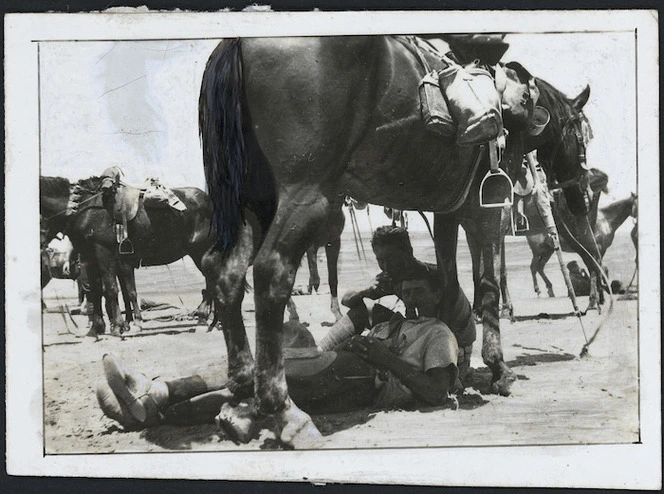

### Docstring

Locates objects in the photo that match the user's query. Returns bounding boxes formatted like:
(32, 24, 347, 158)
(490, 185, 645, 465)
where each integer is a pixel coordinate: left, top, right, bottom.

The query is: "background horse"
(40, 175, 217, 336)
(197, 35, 556, 446)
(521, 168, 608, 307)
(523, 190, 636, 302)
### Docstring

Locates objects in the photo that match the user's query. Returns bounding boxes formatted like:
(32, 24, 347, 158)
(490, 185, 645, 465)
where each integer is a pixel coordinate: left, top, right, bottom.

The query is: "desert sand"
(41, 229, 639, 453)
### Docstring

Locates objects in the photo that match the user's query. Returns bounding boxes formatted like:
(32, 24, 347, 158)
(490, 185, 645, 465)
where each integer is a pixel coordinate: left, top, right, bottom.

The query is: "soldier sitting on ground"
(330, 226, 476, 381)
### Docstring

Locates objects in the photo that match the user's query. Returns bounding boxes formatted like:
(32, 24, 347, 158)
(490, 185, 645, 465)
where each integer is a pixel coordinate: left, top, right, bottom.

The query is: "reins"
(557, 212, 614, 357)
(44, 190, 103, 221)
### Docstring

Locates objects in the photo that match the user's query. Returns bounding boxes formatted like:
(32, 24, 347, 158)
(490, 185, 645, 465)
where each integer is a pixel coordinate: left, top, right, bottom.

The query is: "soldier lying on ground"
(96, 268, 460, 430)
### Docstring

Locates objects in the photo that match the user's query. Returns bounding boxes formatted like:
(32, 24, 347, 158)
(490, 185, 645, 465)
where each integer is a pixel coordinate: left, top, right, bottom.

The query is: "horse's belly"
(344, 131, 479, 212)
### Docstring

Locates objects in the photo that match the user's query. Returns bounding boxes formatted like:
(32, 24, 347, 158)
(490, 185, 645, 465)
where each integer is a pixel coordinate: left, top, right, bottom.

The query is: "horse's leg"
(286, 297, 300, 322)
(434, 215, 476, 383)
(83, 257, 105, 336)
(95, 246, 124, 337)
(190, 250, 215, 325)
(526, 237, 542, 296)
(499, 238, 515, 322)
(306, 246, 320, 294)
(465, 229, 483, 318)
(537, 247, 556, 298)
(118, 261, 142, 330)
(208, 211, 261, 397)
(325, 236, 343, 321)
(118, 272, 132, 323)
(223, 189, 330, 447)
(464, 212, 516, 396)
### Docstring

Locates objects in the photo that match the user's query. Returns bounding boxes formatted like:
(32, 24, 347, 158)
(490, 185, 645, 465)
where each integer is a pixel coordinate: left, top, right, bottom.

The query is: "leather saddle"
(100, 166, 142, 223)
(100, 166, 142, 254)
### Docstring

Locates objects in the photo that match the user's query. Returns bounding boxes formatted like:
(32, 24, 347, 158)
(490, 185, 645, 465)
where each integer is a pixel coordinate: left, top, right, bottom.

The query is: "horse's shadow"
(141, 423, 227, 451)
(465, 350, 576, 394)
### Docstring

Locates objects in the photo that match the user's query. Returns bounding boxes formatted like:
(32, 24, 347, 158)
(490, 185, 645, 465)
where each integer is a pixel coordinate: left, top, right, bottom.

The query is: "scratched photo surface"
(6, 10, 659, 487)
(38, 31, 639, 454)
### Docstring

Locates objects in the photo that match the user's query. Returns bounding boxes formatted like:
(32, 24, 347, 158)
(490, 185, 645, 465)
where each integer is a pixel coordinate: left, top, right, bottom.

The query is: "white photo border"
(5, 9, 661, 488)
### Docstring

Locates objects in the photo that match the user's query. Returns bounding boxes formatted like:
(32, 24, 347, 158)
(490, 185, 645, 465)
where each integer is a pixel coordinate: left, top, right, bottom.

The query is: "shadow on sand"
(138, 350, 576, 450)
(466, 351, 576, 394)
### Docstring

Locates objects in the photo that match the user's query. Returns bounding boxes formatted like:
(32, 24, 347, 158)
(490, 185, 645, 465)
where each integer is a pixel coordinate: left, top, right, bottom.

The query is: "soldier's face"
(373, 244, 410, 278)
(401, 279, 440, 317)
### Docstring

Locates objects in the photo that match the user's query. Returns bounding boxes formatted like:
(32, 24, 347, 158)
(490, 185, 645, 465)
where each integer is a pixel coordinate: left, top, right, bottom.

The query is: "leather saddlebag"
(438, 64, 503, 146)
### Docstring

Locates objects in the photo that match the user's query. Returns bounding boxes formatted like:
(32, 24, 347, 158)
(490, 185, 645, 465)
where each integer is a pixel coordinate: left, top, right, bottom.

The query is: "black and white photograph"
(4, 8, 660, 488)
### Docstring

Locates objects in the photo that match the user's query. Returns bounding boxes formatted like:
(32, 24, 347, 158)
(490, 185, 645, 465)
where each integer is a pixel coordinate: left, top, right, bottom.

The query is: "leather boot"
(102, 353, 169, 427)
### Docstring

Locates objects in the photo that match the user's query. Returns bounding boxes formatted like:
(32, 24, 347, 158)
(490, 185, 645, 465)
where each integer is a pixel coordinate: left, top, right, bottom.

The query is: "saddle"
(101, 166, 142, 223)
(101, 166, 143, 254)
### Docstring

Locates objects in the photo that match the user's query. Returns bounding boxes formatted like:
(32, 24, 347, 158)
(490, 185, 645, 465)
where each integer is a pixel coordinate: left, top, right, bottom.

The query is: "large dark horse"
(40, 175, 217, 336)
(198, 36, 590, 446)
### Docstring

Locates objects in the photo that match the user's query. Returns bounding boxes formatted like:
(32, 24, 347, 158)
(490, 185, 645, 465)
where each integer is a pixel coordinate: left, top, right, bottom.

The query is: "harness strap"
(548, 177, 582, 190)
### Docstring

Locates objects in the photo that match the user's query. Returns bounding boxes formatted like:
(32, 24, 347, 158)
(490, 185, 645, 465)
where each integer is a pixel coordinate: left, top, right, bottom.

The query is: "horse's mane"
(76, 176, 104, 193)
(40, 176, 71, 197)
(535, 78, 592, 138)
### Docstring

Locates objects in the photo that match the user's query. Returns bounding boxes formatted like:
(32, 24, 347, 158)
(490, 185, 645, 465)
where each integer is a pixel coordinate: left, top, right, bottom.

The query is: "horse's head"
(528, 80, 593, 215)
(497, 61, 537, 131)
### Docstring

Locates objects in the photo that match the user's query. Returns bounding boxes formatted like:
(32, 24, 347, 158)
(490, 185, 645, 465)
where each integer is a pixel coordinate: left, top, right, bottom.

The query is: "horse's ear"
(504, 61, 533, 82)
(572, 85, 590, 111)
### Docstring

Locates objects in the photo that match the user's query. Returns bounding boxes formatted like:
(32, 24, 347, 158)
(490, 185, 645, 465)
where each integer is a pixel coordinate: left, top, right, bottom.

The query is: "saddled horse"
(491, 168, 606, 319)
(40, 175, 217, 336)
(523, 190, 636, 302)
(198, 36, 590, 446)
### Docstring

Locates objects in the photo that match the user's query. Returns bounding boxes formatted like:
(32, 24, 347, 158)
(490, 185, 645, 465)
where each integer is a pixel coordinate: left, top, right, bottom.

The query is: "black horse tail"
(199, 38, 247, 254)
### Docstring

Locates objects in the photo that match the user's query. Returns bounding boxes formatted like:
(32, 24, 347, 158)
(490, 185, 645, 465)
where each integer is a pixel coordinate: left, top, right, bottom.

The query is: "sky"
(40, 32, 637, 234)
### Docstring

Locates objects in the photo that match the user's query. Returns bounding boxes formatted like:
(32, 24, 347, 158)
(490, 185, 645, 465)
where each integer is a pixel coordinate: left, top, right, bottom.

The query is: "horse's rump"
(239, 37, 486, 211)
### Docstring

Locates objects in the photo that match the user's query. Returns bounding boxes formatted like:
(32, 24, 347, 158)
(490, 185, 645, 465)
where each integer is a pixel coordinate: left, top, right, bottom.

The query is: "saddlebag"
(438, 63, 503, 146)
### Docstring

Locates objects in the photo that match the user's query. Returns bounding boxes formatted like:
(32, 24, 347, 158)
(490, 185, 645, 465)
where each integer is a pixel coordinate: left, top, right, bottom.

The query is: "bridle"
(542, 112, 592, 198)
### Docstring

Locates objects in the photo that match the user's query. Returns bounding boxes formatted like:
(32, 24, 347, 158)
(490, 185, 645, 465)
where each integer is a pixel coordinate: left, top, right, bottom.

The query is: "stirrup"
(119, 238, 135, 255)
(479, 139, 513, 208)
(514, 211, 530, 234)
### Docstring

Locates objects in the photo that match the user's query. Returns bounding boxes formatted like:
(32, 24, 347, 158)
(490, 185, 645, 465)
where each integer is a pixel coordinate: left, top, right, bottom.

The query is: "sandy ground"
(41, 230, 639, 453)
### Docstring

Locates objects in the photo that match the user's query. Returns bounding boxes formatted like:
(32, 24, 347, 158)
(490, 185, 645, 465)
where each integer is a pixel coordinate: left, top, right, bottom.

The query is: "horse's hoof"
(277, 399, 323, 449)
(499, 307, 512, 319)
(490, 372, 517, 397)
(547, 289, 555, 298)
(110, 328, 124, 339)
(216, 400, 257, 444)
(226, 375, 254, 400)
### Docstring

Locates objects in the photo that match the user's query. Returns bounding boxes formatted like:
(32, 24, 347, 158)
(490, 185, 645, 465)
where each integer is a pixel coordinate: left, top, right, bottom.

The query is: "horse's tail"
(199, 38, 246, 254)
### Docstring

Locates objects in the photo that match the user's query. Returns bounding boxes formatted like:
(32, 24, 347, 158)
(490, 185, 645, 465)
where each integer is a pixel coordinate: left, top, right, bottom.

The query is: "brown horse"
(40, 175, 217, 336)
(197, 35, 574, 446)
